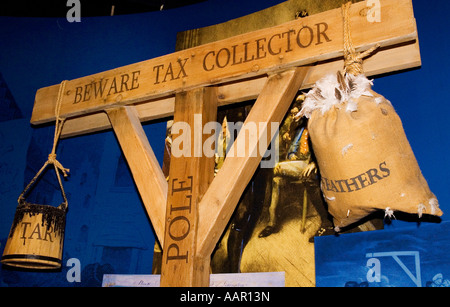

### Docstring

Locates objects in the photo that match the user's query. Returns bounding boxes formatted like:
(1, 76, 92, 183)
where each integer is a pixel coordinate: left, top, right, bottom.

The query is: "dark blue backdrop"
(0, 0, 448, 286)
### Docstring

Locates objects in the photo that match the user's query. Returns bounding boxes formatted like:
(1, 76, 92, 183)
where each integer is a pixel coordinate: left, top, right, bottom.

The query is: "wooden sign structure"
(31, 0, 421, 286)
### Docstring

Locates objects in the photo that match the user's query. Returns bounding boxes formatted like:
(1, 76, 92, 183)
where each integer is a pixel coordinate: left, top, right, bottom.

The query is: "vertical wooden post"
(160, 87, 218, 287)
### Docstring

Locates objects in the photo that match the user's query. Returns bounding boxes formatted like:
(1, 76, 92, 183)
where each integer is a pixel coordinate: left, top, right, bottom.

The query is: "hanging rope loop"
(18, 80, 69, 207)
(342, 1, 380, 75)
(47, 83, 70, 178)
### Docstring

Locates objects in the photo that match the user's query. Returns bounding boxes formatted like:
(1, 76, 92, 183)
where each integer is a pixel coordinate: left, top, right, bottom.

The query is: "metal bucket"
(1, 199, 67, 269)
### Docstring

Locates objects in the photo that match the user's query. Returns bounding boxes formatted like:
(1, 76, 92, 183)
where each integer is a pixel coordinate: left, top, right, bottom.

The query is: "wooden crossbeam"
(59, 40, 420, 139)
(31, 0, 418, 127)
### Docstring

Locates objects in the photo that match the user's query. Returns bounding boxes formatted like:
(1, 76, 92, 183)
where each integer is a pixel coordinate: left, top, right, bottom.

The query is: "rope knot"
(48, 152, 70, 177)
(48, 153, 57, 163)
(344, 55, 364, 76)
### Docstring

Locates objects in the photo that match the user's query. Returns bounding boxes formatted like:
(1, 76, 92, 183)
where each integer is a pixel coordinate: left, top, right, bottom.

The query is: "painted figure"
(258, 95, 333, 239)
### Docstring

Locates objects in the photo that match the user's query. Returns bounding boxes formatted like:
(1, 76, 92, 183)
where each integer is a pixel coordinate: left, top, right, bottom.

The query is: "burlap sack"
(300, 72, 442, 230)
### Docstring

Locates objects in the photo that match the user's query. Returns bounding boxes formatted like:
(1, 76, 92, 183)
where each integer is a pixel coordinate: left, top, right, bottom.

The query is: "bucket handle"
(18, 80, 69, 210)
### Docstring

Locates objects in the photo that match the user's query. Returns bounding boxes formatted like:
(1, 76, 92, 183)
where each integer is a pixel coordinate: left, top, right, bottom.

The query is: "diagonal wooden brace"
(196, 66, 311, 260)
(106, 106, 168, 245)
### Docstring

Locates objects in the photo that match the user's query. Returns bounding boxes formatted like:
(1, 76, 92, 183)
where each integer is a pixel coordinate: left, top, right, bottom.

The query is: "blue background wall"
(0, 0, 448, 286)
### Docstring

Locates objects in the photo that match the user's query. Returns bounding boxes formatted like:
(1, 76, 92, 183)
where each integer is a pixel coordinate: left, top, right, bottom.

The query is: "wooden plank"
(59, 40, 420, 138)
(195, 66, 311, 258)
(160, 87, 218, 287)
(32, 0, 417, 125)
(106, 106, 168, 245)
(175, 0, 351, 50)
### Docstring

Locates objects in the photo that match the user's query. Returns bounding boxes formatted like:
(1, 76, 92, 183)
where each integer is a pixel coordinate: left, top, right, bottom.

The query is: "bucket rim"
(17, 198, 68, 212)
(1, 254, 62, 270)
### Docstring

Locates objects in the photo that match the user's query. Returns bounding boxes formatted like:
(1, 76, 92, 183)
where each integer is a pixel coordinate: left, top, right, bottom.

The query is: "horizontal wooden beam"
(59, 40, 420, 138)
(32, 0, 418, 127)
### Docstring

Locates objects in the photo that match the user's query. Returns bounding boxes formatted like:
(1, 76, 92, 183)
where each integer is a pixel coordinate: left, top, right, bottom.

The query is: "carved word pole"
(160, 87, 217, 287)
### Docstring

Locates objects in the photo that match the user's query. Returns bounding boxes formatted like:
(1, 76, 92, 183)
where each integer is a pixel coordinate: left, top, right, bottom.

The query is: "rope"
(342, 2, 379, 75)
(19, 80, 70, 209)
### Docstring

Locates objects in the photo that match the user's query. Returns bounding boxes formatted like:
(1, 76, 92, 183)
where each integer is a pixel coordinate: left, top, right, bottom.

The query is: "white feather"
(300, 73, 375, 118)
(341, 143, 353, 155)
(346, 99, 358, 113)
(375, 97, 383, 105)
(429, 198, 439, 215)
